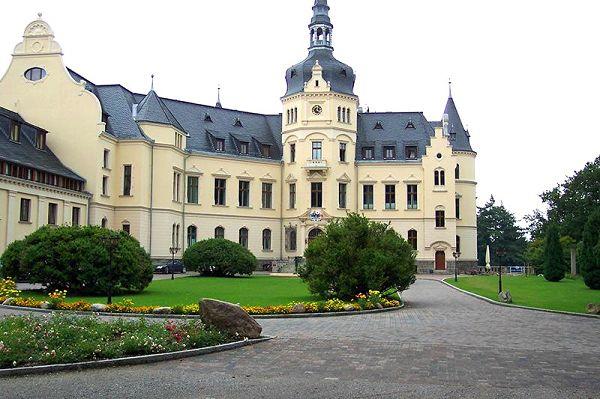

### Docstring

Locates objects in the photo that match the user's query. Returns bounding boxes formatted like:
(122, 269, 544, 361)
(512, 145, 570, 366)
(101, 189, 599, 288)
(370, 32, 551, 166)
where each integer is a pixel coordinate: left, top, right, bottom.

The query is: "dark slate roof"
(356, 112, 435, 161)
(0, 107, 85, 181)
(444, 96, 473, 152)
(311, 0, 332, 26)
(136, 90, 187, 134)
(285, 48, 356, 97)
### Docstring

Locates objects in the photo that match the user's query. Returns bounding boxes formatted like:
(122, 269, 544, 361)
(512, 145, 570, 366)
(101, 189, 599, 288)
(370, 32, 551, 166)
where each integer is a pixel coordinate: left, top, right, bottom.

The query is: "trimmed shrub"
(183, 239, 256, 277)
(543, 223, 565, 282)
(0, 226, 153, 295)
(581, 209, 600, 289)
(299, 213, 416, 300)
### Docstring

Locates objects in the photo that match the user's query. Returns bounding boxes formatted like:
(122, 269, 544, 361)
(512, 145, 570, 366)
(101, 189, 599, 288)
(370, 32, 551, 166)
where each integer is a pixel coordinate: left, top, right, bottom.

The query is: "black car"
(155, 260, 186, 274)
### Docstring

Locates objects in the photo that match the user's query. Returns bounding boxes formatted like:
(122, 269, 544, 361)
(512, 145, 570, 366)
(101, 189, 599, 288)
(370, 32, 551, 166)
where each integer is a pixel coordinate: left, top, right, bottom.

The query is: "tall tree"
(477, 196, 527, 266)
(541, 156, 600, 241)
(581, 209, 600, 289)
(543, 223, 565, 282)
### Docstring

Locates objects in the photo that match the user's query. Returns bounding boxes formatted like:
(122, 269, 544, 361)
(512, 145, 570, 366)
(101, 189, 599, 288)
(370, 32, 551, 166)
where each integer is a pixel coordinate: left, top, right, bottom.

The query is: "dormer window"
(261, 144, 271, 158)
(406, 121, 415, 129)
(9, 122, 20, 142)
(101, 113, 109, 126)
(340, 69, 347, 77)
(35, 131, 46, 150)
(383, 146, 396, 160)
(240, 141, 249, 155)
(215, 138, 225, 152)
(204, 113, 213, 122)
(362, 147, 374, 160)
(290, 69, 297, 78)
(234, 118, 243, 127)
(374, 121, 384, 130)
(24, 67, 46, 82)
(405, 146, 418, 160)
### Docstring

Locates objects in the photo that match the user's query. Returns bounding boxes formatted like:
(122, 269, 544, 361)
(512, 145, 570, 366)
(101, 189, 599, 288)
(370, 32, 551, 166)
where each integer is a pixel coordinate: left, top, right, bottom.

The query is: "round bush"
(183, 239, 256, 277)
(0, 226, 153, 295)
(299, 213, 416, 300)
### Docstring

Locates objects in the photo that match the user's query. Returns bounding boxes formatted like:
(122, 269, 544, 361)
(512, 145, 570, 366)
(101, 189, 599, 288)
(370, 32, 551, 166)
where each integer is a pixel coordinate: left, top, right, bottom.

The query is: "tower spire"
(309, 0, 333, 51)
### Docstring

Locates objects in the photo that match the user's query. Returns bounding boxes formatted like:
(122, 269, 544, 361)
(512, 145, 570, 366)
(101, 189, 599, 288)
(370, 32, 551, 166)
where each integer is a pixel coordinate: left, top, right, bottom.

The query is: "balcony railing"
(304, 159, 329, 171)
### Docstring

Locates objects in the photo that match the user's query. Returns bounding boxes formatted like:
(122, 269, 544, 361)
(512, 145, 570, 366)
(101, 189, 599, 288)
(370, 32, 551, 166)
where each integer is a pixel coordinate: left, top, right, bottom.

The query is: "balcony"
(304, 159, 329, 171)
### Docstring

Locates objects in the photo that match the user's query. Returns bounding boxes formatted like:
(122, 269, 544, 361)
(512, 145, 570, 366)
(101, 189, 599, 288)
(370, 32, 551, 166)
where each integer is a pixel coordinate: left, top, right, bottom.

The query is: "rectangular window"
(123, 165, 132, 196)
(48, 203, 57, 225)
(35, 132, 46, 150)
(436, 210, 446, 228)
(72, 207, 80, 226)
(122, 224, 131, 235)
(383, 146, 396, 160)
(19, 198, 31, 222)
(10, 122, 20, 142)
(362, 147, 374, 160)
(311, 182, 323, 208)
(289, 183, 296, 209)
(456, 197, 461, 219)
(407, 185, 418, 209)
(385, 185, 396, 209)
(408, 230, 418, 251)
(339, 143, 347, 162)
(172, 172, 181, 202)
(262, 183, 273, 209)
(215, 138, 225, 152)
(405, 146, 418, 160)
(187, 176, 199, 204)
(103, 149, 110, 169)
(312, 141, 322, 160)
(102, 176, 109, 196)
(363, 185, 374, 209)
(240, 142, 249, 155)
(261, 144, 271, 158)
(339, 183, 347, 209)
(238, 180, 250, 207)
(290, 143, 296, 163)
(214, 178, 227, 206)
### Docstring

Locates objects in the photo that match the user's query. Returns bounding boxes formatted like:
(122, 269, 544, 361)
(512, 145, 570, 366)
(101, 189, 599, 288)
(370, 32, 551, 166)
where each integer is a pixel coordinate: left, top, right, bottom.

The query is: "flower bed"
(0, 279, 401, 316)
(0, 314, 235, 368)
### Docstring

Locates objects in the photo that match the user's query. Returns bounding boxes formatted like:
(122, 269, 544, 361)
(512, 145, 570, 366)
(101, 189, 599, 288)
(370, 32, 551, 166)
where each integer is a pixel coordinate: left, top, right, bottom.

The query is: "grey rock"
(498, 290, 513, 304)
(91, 303, 108, 312)
(152, 307, 173, 315)
(343, 304, 355, 311)
(291, 303, 306, 314)
(199, 299, 262, 339)
(586, 303, 600, 315)
(40, 301, 52, 309)
(1, 297, 15, 306)
(376, 303, 384, 309)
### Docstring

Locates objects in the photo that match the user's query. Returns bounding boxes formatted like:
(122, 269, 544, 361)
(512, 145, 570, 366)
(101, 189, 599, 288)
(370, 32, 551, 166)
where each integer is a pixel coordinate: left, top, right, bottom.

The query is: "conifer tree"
(543, 223, 565, 282)
(581, 209, 600, 289)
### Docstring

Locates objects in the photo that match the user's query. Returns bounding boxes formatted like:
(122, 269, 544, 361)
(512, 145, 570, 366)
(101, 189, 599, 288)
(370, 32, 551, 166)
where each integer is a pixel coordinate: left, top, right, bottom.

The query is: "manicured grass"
(0, 314, 233, 368)
(447, 275, 600, 314)
(23, 276, 316, 307)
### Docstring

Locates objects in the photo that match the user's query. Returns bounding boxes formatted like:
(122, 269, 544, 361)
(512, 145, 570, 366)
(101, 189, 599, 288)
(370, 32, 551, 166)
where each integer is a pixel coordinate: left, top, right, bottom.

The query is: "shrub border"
(0, 302, 404, 319)
(440, 278, 600, 319)
(0, 336, 273, 378)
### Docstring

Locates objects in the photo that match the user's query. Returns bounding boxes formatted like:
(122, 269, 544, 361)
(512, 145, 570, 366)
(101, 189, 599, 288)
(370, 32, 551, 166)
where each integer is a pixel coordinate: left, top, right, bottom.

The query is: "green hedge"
(183, 239, 256, 277)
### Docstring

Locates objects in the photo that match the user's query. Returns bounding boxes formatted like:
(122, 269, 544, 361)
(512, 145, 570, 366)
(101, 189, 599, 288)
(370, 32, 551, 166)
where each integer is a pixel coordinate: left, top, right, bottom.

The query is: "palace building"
(0, 1, 477, 273)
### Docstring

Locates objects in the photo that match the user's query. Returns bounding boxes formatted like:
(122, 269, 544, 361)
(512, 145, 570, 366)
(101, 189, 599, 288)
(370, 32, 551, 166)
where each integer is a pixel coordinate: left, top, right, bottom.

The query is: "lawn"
(22, 276, 316, 307)
(447, 275, 600, 314)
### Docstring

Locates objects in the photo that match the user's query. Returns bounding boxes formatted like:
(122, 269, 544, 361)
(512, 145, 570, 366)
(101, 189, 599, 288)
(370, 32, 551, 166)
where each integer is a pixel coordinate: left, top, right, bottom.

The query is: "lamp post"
(101, 234, 120, 305)
(169, 246, 180, 281)
(452, 251, 461, 282)
(496, 247, 506, 294)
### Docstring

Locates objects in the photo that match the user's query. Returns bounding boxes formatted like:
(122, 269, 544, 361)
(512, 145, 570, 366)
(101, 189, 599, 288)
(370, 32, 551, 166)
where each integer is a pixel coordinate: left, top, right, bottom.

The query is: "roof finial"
(151, 74, 155, 91)
(216, 85, 222, 108)
(448, 78, 452, 98)
(37, 12, 43, 19)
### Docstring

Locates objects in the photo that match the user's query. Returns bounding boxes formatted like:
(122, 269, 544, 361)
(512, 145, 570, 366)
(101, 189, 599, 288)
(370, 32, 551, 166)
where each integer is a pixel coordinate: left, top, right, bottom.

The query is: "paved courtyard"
(1, 279, 599, 398)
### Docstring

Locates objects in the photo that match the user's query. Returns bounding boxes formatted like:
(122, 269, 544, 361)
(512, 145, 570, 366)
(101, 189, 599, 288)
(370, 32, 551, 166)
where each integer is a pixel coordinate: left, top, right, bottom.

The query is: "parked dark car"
(154, 260, 186, 274)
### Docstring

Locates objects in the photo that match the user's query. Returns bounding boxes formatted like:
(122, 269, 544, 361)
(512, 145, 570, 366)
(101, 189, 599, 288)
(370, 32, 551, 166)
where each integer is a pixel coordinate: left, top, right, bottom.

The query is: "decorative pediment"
(212, 168, 231, 178)
(236, 170, 254, 181)
(285, 174, 297, 183)
(359, 174, 377, 184)
(298, 208, 333, 223)
(260, 173, 277, 182)
(381, 174, 399, 184)
(337, 173, 351, 183)
(307, 171, 327, 182)
(187, 165, 204, 175)
(403, 174, 422, 184)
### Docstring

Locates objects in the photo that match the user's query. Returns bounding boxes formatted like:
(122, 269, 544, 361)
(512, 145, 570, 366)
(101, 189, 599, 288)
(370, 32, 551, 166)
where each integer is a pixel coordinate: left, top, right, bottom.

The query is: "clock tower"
(281, 0, 358, 256)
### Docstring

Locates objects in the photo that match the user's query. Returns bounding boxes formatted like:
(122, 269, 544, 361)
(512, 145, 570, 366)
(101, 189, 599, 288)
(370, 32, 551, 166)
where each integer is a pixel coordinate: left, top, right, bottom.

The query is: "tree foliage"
(477, 196, 527, 266)
(299, 213, 416, 300)
(543, 224, 565, 282)
(525, 235, 575, 274)
(0, 226, 153, 294)
(580, 209, 600, 289)
(183, 239, 256, 277)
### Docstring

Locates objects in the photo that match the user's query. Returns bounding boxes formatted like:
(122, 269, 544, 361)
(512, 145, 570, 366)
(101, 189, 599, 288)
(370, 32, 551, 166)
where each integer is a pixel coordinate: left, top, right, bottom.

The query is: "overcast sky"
(1, 0, 599, 223)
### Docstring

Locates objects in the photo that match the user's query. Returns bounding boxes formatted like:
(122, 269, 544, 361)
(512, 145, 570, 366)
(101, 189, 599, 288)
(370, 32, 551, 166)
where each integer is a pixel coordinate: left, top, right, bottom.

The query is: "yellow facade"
(0, 12, 477, 273)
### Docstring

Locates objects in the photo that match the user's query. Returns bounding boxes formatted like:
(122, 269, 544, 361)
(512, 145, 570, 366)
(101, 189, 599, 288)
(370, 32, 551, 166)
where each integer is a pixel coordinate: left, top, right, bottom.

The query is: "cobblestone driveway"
(1, 279, 599, 399)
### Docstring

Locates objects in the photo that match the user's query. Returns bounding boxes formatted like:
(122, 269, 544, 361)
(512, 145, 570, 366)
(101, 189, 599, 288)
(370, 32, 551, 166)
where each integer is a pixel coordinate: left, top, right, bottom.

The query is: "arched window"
(289, 229, 297, 251)
(171, 223, 176, 246)
(408, 229, 417, 251)
(176, 224, 180, 247)
(101, 217, 108, 229)
(215, 226, 225, 239)
(440, 170, 446, 186)
(286, 109, 290, 124)
(455, 164, 460, 179)
(337, 106, 341, 122)
(308, 228, 323, 243)
(317, 27, 324, 41)
(434, 170, 446, 186)
(239, 228, 249, 249)
(346, 108, 351, 124)
(262, 229, 272, 251)
(187, 226, 197, 248)
(456, 235, 461, 254)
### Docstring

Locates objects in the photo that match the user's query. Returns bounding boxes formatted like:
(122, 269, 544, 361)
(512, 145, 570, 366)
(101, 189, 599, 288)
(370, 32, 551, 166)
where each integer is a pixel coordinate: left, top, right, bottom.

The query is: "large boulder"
(587, 303, 600, 315)
(199, 299, 262, 339)
(498, 290, 513, 304)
